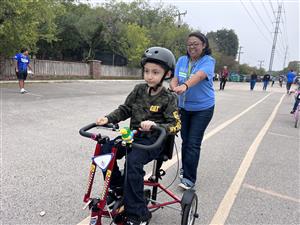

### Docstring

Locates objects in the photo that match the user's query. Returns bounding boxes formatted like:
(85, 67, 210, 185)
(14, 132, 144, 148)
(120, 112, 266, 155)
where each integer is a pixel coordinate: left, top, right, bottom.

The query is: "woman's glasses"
(186, 43, 201, 48)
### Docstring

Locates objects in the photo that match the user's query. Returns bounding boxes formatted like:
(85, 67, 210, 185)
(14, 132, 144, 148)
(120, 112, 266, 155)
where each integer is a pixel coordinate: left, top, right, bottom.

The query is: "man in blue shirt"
(14, 48, 33, 93)
(286, 69, 296, 94)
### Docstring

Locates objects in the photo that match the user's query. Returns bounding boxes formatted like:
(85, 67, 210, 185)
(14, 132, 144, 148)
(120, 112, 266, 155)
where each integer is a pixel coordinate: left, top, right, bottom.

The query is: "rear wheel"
(181, 190, 198, 225)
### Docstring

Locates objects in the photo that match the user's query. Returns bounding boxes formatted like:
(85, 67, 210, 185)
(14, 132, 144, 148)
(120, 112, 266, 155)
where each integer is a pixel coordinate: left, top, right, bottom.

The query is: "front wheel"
(181, 190, 198, 225)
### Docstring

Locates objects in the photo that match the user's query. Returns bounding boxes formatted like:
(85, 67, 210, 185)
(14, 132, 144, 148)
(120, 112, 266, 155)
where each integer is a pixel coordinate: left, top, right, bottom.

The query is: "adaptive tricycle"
(79, 123, 198, 225)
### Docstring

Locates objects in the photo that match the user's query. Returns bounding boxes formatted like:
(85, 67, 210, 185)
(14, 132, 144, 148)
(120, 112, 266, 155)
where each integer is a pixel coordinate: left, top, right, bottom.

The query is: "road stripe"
(159, 93, 273, 172)
(243, 183, 300, 203)
(268, 131, 299, 140)
(209, 94, 285, 225)
(26, 92, 43, 97)
(77, 93, 273, 225)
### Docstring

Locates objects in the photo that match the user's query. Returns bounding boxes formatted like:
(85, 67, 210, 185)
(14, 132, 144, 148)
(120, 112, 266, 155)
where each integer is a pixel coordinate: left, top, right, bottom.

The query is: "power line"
(281, 2, 289, 49)
(269, 0, 276, 17)
(261, 1, 275, 25)
(240, 1, 273, 44)
(249, 0, 272, 34)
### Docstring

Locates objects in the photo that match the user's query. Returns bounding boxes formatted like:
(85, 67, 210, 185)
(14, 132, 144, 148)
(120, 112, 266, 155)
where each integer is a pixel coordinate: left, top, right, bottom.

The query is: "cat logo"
(150, 105, 160, 112)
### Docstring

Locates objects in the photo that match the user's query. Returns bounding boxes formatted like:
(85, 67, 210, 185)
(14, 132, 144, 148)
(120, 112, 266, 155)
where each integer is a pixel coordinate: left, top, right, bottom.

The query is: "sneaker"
(178, 180, 194, 190)
(20, 88, 28, 94)
(179, 168, 184, 179)
(125, 211, 151, 225)
(290, 110, 295, 114)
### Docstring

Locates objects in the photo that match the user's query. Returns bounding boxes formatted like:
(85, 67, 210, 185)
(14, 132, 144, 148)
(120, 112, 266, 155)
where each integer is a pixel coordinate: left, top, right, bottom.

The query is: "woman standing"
(170, 32, 215, 189)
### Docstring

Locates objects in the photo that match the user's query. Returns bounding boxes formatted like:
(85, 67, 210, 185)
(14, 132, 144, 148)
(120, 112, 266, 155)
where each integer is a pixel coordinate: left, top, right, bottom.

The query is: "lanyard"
(187, 60, 196, 80)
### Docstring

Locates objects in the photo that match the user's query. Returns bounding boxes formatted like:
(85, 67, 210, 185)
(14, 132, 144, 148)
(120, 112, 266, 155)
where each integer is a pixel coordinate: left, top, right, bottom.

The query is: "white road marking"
(26, 92, 43, 97)
(268, 131, 300, 140)
(209, 94, 285, 225)
(77, 93, 273, 225)
(243, 183, 300, 203)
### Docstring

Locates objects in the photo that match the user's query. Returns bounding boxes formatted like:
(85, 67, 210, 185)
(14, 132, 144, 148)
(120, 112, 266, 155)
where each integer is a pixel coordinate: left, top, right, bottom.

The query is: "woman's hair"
(21, 48, 28, 53)
(187, 31, 212, 56)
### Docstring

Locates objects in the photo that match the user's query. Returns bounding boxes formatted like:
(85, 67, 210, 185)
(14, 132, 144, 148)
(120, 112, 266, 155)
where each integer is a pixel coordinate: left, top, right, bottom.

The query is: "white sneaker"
(20, 88, 28, 94)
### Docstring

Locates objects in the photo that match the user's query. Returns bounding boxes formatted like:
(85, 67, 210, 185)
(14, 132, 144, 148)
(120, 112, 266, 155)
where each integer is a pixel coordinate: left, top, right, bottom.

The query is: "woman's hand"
(140, 120, 156, 131)
(96, 117, 108, 125)
(173, 84, 188, 95)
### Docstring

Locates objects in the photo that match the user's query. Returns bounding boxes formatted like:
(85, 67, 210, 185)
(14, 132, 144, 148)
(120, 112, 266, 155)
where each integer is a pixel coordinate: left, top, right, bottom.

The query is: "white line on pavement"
(77, 93, 273, 225)
(209, 94, 285, 225)
(243, 183, 300, 203)
(26, 92, 44, 97)
(268, 131, 300, 139)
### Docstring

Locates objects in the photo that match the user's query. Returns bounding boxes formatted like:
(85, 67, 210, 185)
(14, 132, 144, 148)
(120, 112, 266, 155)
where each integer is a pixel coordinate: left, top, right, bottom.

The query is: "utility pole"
(175, 10, 187, 28)
(268, 3, 282, 73)
(258, 60, 264, 69)
(237, 46, 243, 64)
(282, 46, 288, 70)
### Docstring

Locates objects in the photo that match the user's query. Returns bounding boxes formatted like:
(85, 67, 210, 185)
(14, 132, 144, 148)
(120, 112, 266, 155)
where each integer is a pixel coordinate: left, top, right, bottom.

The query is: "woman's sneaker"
(179, 168, 184, 179)
(178, 179, 194, 190)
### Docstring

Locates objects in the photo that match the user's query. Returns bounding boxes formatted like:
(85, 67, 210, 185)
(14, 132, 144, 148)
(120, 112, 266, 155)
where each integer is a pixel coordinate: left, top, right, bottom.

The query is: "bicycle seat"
(157, 135, 175, 162)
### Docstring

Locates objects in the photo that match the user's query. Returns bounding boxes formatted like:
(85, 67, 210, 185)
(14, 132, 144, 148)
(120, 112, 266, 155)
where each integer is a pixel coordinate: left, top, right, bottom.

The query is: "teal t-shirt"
(175, 55, 215, 111)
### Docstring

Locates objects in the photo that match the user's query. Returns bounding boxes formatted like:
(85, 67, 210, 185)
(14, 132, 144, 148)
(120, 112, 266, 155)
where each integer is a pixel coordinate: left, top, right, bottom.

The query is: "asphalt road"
(1, 80, 299, 225)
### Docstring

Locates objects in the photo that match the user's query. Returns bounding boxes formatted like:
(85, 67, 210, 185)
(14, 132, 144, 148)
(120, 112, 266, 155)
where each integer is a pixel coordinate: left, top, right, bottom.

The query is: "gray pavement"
(1, 81, 299, 225)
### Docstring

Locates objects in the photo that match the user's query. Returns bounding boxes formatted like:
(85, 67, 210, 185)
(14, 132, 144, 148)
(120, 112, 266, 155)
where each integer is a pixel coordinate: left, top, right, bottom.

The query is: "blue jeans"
(180, 106, 214, 185)
(250, 80, 256, 90)
(263, 81, 269, 90)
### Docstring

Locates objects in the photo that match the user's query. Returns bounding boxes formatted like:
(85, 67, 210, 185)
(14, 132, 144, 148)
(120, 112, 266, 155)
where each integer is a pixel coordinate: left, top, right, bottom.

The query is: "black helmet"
(141, 47, 176, 78)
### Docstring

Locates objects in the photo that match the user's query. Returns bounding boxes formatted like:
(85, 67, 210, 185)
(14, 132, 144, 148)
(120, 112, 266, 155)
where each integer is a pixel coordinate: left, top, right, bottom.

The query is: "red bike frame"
(83, 142, 181, 225)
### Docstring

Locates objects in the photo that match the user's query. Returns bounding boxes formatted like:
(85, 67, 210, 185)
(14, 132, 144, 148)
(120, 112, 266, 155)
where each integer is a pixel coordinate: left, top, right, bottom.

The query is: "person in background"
(262, 73, 271, 91)
(279, 75, 283, 87)
(250, 72, 257, 91)
(286, 69, 296, 94)
(219, 65, 229, 90)
(271, 76, 276, 87)
(14, 48, 33, 94)
(170, 31, 215, 190)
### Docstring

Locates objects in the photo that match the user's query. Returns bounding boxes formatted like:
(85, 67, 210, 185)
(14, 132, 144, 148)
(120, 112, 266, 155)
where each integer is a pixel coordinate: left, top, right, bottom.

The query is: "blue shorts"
(16, 71, 27, 80)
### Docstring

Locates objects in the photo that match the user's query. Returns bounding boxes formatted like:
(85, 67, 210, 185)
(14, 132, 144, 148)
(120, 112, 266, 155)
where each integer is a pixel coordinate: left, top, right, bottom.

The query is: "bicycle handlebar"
(79, 123, 119, 140)
(79, 123, 166, 150)
(132, 126, 166, 151)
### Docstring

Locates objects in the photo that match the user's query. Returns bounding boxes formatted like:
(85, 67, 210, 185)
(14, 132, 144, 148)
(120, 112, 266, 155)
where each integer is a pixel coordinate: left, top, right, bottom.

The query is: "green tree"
(119, 23, 151, 66)
(206, 29, 239, 58)
(0, 0, 64, 58)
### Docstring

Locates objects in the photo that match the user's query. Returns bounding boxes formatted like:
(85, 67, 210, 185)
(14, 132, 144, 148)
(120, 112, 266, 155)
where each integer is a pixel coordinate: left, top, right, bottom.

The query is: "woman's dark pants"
(180, 107, 214, 184)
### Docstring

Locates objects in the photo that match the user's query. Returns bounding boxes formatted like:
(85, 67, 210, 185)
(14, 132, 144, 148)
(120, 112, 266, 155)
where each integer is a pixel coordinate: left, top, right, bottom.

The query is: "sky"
(83, 0, 299, 71)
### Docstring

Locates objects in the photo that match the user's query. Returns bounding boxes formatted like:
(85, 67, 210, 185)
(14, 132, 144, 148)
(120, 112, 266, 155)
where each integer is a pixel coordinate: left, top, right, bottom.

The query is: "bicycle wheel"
(181, 190, 198, 225)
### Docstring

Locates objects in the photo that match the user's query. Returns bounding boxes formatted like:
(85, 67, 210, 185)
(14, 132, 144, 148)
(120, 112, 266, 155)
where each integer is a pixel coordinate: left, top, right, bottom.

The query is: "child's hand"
(140, 120, 156, 131)
(96, 117, 108, 125)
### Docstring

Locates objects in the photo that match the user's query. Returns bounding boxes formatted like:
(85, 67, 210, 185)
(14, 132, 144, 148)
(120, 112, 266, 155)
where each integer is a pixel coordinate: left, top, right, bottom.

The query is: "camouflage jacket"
(106, 83, 181, 135)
